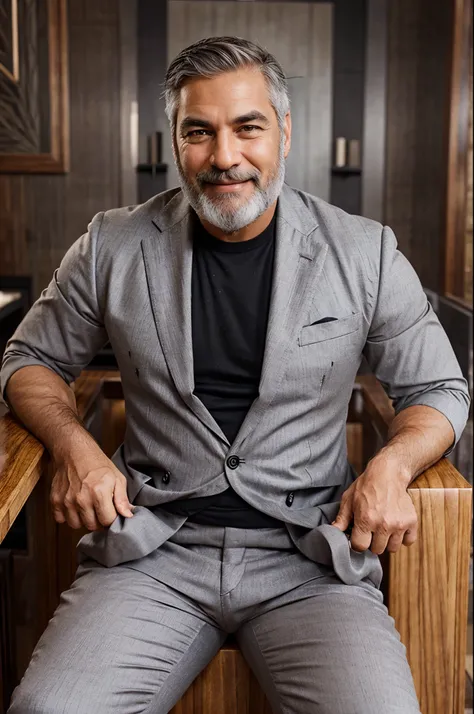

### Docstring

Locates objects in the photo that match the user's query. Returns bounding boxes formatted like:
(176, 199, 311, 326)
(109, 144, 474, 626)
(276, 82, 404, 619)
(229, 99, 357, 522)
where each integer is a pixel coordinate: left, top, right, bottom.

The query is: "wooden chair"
(0, 371, 471, 714)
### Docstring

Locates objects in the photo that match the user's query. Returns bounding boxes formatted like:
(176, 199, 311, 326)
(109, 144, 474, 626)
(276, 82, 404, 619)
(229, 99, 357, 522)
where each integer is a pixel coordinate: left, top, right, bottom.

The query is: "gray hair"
(163, 36, 290, 133)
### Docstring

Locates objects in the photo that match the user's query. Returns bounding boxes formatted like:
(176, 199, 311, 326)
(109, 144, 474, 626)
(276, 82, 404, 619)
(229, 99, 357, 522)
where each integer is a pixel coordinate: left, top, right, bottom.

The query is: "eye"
(186, 129, 211, 138)
(238, 125, 260, 134)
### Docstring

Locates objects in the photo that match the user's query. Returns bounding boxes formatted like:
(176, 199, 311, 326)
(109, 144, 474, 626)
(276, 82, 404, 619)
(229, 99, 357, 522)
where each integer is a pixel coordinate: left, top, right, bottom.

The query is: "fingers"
(113, 476, 134, 518)
(366, 528, 391, 555)
(50, 473, 69, 525)
(87, 475, 120, 527)
(402, 524, 418, 546)
(331, 489, 354, 531)
(75, 484, 107, 530)
(349, 522, 418, 554)
(50, 467, 133, 531)
(347, 522, 373, 552)
(62, 491, 84, 529)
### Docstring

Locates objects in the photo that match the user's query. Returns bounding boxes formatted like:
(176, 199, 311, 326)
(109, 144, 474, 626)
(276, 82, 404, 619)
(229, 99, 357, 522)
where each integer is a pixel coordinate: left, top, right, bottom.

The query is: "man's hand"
(50, 448, 134, 531)
(331, 454, 418, 555)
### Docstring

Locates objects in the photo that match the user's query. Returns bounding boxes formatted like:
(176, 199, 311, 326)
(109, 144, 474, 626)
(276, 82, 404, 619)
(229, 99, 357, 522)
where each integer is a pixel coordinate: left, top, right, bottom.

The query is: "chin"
(208, 193, 246, 205)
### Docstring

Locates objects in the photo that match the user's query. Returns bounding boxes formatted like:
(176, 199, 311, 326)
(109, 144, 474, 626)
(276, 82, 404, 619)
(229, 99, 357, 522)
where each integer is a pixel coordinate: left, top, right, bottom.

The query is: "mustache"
(196, 166, 261, 186)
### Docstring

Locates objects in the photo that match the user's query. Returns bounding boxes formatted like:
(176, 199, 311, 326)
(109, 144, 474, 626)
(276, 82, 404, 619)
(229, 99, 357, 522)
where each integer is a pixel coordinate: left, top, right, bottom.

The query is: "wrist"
(366, 446, 414, 488)
(50, 424, 104, 468)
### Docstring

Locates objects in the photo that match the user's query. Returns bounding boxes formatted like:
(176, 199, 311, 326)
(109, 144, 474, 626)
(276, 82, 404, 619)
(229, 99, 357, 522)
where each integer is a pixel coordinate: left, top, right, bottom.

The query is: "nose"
(209, 131, 241, 171)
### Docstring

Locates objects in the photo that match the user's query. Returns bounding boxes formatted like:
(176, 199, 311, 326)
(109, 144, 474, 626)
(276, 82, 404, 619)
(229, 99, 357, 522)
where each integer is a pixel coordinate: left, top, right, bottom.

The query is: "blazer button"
(286, 492, 294, 507)
(162, 471, 171, 484)
(226, 455, 240, 470)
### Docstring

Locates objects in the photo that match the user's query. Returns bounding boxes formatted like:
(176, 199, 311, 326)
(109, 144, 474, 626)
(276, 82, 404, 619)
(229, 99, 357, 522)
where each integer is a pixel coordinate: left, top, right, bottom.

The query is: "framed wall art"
(0, 0, 69, 173)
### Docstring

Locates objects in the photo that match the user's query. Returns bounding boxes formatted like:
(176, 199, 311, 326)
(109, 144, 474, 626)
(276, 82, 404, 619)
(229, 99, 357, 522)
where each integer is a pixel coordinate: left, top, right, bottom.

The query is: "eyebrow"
(179, 111, 271, 133)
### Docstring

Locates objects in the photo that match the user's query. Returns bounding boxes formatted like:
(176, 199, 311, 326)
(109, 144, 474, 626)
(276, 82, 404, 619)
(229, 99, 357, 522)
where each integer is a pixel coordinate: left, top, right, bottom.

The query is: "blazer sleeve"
(0, 212, 109, 406)
(362, 225, 471, 456)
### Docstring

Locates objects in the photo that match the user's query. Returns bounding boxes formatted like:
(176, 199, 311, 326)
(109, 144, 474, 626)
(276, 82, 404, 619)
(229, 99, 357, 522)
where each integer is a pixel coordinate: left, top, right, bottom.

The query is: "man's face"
(173, 68, 291, 233)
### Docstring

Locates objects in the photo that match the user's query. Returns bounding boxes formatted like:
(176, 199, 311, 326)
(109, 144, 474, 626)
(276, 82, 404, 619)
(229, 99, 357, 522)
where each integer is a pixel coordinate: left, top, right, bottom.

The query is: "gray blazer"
(1, 184, 470, 586)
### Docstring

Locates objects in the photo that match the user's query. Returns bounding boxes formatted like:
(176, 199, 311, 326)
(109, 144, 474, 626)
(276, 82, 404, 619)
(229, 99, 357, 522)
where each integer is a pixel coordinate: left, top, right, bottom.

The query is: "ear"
(283, 112, 291, 159)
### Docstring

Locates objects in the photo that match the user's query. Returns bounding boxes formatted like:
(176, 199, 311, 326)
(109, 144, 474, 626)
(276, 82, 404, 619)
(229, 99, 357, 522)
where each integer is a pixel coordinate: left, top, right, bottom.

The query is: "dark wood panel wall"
(0, 0, 126, 300)
(0, 0, 463, 303)
(330, 0, 366, 215)
(385, 0, 472, 482)
(361, 0, 387, 223)
(385, 0, 454, 292)
(0, 0, 371, 295)
(137, 0, 168, 201)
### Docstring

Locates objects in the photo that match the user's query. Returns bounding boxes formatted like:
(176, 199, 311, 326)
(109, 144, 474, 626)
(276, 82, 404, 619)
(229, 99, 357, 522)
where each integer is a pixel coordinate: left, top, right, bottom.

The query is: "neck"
(199, 201, 277, 243)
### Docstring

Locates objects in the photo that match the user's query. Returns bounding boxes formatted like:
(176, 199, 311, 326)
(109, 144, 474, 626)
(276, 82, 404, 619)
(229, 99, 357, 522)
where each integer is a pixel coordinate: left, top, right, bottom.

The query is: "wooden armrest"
(354, 378, 472, 713)
(0, 370, 120, 544)
(0, 414, 45, 542)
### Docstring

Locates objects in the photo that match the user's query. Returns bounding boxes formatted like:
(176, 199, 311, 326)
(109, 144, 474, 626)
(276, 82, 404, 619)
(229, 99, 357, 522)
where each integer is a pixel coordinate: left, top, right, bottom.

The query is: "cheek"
(179, 145, 208, 175)
(243, 138, 280, 174)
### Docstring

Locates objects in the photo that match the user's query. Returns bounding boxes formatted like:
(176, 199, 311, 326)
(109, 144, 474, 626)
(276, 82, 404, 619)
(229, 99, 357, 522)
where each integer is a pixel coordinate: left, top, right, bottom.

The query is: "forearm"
(5, 365, 101, 464)
(370, 404, 456, 487)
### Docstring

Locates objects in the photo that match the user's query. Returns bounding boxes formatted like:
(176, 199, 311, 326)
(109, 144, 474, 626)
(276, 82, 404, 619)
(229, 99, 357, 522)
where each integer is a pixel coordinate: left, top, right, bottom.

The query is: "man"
(1, 37, 470, 714)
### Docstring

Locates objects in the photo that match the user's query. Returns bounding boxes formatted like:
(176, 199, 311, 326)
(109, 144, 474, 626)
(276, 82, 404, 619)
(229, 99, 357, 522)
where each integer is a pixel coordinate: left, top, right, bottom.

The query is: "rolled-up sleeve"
(363, 225, 471, 456)
(0, 212, 109, 407)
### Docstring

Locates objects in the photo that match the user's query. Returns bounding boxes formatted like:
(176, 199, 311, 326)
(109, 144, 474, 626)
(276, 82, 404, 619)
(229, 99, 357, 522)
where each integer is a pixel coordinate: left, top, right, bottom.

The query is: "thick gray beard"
(175, 140, 286, 234)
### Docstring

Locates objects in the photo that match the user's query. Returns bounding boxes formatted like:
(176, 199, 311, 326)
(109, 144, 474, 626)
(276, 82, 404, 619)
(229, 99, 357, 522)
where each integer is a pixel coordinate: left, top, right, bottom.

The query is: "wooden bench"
(0, 371, 471, 713)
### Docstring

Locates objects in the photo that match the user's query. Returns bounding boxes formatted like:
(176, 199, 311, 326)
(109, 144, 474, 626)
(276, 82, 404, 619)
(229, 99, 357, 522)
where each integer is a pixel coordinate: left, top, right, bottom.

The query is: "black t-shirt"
(161, 206, 285, 528)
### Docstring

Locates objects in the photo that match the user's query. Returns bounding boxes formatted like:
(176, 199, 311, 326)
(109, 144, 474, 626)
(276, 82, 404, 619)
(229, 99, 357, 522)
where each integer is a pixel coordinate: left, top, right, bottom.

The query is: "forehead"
(176, 68, 276, 122)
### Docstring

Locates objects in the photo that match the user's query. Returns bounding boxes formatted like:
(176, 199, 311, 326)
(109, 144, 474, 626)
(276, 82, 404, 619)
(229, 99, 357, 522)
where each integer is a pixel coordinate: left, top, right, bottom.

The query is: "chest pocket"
(298, 312, 360, 346)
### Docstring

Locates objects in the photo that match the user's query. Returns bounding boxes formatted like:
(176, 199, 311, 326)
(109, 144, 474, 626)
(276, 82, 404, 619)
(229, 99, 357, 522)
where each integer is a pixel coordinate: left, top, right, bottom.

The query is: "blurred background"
(0, 0, 472, 711)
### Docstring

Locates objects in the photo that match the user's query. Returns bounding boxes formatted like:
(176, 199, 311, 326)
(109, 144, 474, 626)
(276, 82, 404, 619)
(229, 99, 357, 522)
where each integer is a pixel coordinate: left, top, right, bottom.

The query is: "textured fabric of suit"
(8, 520, 421, 714)
(1, 185, 470, 589)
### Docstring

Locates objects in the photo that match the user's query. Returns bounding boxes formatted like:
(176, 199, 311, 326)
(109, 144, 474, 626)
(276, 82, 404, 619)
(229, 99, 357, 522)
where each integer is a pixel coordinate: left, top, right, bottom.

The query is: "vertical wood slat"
(384, 0, 420, 259)
(0, 552, 15, 714)
(272, 2, 310, 194)
(118, 0, 138, 207)
(411, 0, 453, 295)
(362, 0, 388, 223)
(443, 0, 472, 303)
(0, 177, 27, 277)
(101, 399, 126, 458)
(11, 457, 59, 689)
(169, 646, 273, 714)
(346, 422, 363, 474)
(307, 3, 333, 201)
(385, 0, 456, 293)
(388, 479, 472, 714)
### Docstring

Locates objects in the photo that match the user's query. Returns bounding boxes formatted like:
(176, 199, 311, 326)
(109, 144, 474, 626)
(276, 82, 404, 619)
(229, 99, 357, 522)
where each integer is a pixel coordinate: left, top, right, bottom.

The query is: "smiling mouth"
(206, 180, 250, 186)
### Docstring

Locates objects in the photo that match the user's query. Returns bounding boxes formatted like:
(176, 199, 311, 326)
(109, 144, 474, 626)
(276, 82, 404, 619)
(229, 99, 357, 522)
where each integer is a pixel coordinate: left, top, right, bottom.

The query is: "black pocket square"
(309, 317, 338, 325)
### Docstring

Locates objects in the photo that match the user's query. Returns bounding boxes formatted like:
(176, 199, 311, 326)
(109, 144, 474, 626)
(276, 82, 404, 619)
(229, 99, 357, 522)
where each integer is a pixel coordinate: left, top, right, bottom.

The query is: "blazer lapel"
(140, 185, 328, 450)
(141, 193, 230, 446)
(230, 185, 328, 448)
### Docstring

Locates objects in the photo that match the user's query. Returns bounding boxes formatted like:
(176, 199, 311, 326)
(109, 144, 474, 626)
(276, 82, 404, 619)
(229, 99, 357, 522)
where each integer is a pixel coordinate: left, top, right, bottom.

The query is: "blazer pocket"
(298, 312, 360, 346)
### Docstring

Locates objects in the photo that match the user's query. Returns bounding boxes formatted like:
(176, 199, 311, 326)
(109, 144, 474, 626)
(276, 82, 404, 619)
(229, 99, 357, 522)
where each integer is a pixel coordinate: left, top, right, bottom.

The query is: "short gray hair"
(163, 36, 290, 133)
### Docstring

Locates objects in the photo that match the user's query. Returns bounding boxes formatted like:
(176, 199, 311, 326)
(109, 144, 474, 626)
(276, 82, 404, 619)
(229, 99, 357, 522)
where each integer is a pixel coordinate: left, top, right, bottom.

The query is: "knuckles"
(50, 466, 126, 530)
(63, 494, 75, 509)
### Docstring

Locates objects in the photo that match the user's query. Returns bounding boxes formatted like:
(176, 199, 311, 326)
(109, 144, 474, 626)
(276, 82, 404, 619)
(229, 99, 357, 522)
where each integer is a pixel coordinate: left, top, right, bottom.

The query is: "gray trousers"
(8, 520, 421, 714)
